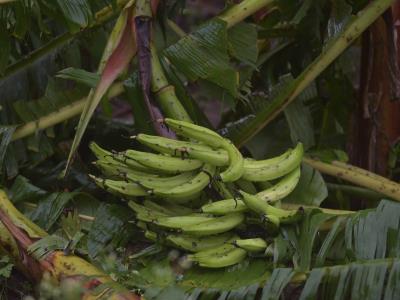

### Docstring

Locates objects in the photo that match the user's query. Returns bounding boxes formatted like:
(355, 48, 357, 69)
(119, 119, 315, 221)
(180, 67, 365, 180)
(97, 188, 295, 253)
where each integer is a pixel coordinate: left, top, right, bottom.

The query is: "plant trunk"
(348, 7, 400, 176)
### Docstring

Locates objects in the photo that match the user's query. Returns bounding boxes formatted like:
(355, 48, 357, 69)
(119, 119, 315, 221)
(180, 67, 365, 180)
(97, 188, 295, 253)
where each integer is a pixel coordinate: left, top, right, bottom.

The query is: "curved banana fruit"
(182, 212, 244, 236)
(126, 171, 197, 190)
(233, 238, 267, 252)
(124, 149, 203, 173)
(201, 199, 248, 215)
(164, 118, 244, 182)
(90, 175, 148, 197)
(136, 134, 229, 166)
(94, 160, 161, 179)
(257, 166, 301, 203)
(153, 214, 214, 229)
(151, 164, 215, 202)
(242, 143, 303, 181)
(128, 201, 167, 222)
(90, 142, 152, 172)
(166, 232, 236, 252)
(188, 244, 247, 268)
(239, 191, 303, 224)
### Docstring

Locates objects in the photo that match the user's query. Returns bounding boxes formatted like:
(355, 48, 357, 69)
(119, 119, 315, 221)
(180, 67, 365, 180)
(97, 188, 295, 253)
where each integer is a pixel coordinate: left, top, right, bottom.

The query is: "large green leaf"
(87, 204, 133, 258)
(284, 164, 328, 206)
(164, 19, 238, 96)
(55, 0, 93, 32)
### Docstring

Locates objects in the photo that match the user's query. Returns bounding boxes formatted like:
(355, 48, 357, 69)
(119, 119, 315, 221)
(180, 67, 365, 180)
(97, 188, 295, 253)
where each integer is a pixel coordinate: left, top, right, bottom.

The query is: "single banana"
(242, 143, 303, 181)
(136, 133, 229, 166)
(188, 244, 247, 268)
(90, 175, 148, 197)
(90, 142, 152, 172)
(257, 166, 301, 203)
(128, 201, 167, 222)
(233, 238, 267, 252)
(94, 160, 160, 179)
(165, 232, 236, 252)
(164, 118, 244, 182)
(126, 171, 197, 190)
(182, 212, 244, 236)
(124, 149, 203, 173)
(151, 164, 215, 202)
(218, 139, 244, 182)
(239, 191, 302, 224)
(153, 214, 214, 229)
(189, 243, 236, 258)
(144, 200, 194, 215)
(201, 199, 248, 215)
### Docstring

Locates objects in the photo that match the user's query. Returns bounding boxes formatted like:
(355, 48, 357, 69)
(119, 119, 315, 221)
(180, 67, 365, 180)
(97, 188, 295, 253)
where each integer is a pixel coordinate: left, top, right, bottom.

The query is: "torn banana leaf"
(0, 189, 140, 300)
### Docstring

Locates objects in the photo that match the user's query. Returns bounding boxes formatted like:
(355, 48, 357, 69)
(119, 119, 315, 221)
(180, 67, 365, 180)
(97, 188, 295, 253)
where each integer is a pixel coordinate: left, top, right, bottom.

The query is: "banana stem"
(150, 44, 192, 122)
(303, 157, 400, 202)
(219, 0, 275, 27)
(1, 0, 130, 79)
(11, 83, 124, 141)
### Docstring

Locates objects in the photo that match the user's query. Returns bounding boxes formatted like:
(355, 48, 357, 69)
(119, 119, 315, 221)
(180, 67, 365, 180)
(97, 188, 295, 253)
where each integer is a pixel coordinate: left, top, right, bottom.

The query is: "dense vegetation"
(1, 0, 400, 299)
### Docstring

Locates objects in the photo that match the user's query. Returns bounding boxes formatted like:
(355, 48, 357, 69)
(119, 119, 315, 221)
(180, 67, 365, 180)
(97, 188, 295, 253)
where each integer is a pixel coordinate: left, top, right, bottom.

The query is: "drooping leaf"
(164, 19, 238, 96)
(0, 256, 13, 278)
(0, 126, 16, 170)
(28, 235, 68, 259)
(87, 204, 133, 258)
(55, 0, 93, 32)
(30, 192, 77, 231)
(8, 175, 47, 204)
(284, 164, 328, 206)
(57, 67, 100, 88)
(345, 200, 400, 260)
(260, 268, 294, 300)
(228, 22, 258, 65)
(283, 80, 316, 150)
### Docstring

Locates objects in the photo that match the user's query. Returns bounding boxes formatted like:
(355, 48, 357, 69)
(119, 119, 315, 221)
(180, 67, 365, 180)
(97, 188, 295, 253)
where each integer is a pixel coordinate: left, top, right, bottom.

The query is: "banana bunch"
(90, 118, 305, 268)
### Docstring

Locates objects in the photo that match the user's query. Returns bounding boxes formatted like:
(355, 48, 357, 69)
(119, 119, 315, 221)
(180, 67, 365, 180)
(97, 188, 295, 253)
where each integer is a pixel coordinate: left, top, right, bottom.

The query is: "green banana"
(239, 191, 303, 224)
(126, 171, 197, 190)
(151, 164, 215, 202)
(201, 199, 248, 215)
(166, 232, 236, 252)
(153, 214, 214, 229)
(124, 149, 203, 173)
(164, 118, 244, 182)
(233, 238, 267, 252)
(94, 160, 161, 179)
(257, 166, 301, 203)
(219, 139, 244, 182)
(136, 133, 229, 166)
(128, 201, 167, 222)
(188, 244, 247, 268)
(182, 212, 244, 236)
(90, 142, 153, 172)
(90, 175, 148, 197)
(242, 143, 303, 181)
